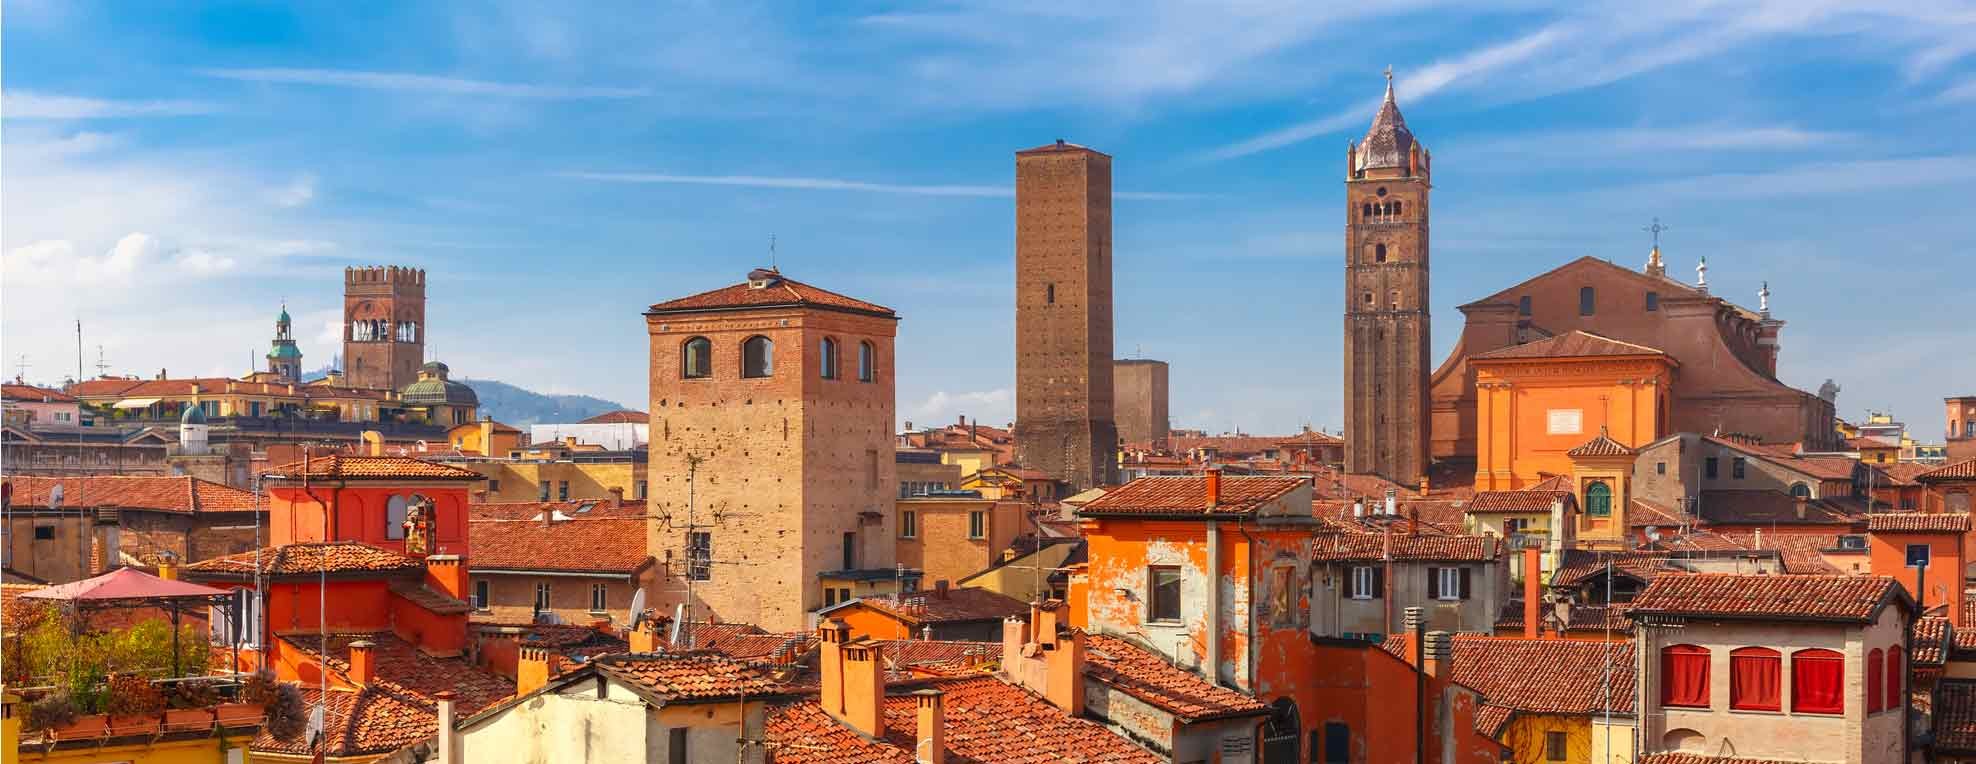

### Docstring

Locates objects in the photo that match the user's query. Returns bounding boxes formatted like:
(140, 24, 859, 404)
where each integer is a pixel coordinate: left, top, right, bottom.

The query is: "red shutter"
(1887, 646, 1905, 712)
(1661, 645, 1711, 708)
(1867, 648, 1885, 713)
(1730, 648, 1781, 711)
(1792, 649, 1845, 714)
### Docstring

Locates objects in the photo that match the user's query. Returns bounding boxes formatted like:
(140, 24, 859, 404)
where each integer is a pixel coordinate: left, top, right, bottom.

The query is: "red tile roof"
(1080, 475, 1306, 517)
(592, 652, 790, 702)
(1920, 458, 1976, 482)
(1936, 680, 1976, 754)
(468, 517, 653, 574)
(846, 587, 1030, 626)
(1, 475, 259, 514)
(1466, 490, 1570, 514)
(284, 632, 515, 710)
(1551, 551, 1678, 589)
(1866, 512, 1971, 533)
(1848, 437, 1900, 451)
(1378, 634, 1634, 724)
(1309, 531, 1493, 562)
(764, 674, 1161, 764)
(1628, 573, 1903, 623)
(1566, 432, 1636, 458)
(253, 684, 437, 757)
(1627, 497, 1688, 528)
(646, 271, 895, 317)
(263, 454, 485, 481)
(1915, 616, 1950, 666)
(1873, 462, 1936, 486)
(1472, 330, 1667, 361)
(696, 632, 817, 662)
(1695, 490, 1857, 525)
(2, 383, 77, 402)
(69, 376, 396, 401)
(469, 500, 645, 521)
(182, 542, 425, 578)
(668, 621, 768, 651)
(1706, 437, 1858, 481)
(1085, 634, 1268, 722)
(577, 409, 647, 424)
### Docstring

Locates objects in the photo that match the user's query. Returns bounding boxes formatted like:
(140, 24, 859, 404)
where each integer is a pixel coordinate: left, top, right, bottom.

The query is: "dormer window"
(746, 267, 781, 289)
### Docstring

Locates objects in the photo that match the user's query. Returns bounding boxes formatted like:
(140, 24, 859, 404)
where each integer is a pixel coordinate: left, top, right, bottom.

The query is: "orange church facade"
(1470, 331, 1676, 492)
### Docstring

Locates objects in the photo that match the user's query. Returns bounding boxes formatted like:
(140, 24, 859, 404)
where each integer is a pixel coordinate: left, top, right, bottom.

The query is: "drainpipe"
(1238, 520, 1260, 692)
(1205, 519, 1221, 687)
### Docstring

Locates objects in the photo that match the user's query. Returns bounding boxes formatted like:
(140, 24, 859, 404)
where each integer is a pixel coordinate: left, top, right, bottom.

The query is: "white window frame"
(1435, 567, 1463, 601)
(534, 582, 551, 611)
(472, 579, 489, 610)
(590, 583, 609, 613)
(900, 510, 917, 539)
(967, 511, 986, 540)
(1350, 566, 1376, 600)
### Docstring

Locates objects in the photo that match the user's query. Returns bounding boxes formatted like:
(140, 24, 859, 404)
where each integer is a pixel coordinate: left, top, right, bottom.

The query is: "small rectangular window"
(1579, 286, 1596, 316)
(590, 584, 609, 613)
(1705, 457, 1719, 479)
(968, 511, 985, 539)
(866, 449, 879, 490)
(1149, 566, 1182, 622)
(824, 588, 838, 607)
(1433, 567, 1464, 601)
(1656, 461, 1666, 476)
(1731, 457, 1746, 480)
(1646, 291, 1660, 311)
(1545, 731, 1567, 762)
(1349, 566, 1381, 600)
(538, 481, 551, 501)
(558, 480, 570, 501)
(488, 479, 500, 492)
(668, 728, 688, 764)
(1908, 544, 1932, 568)
(900, 511, 917, 539)
(687, 532, 712, 581)
(472, 580, 489, 610)
(636, 480, 648, 500)
(33, 525, 56, 540)
(1323, 722, 1350, 764)
(534, 582, 551, 612)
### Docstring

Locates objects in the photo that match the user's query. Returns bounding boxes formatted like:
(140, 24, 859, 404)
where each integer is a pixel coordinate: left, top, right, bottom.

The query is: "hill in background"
(301, 366, 625, 427)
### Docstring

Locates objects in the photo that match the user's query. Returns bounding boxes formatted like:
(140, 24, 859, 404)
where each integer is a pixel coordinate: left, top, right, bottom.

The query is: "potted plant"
(103, 673, 165, 736)
(164, 678, 221, 731)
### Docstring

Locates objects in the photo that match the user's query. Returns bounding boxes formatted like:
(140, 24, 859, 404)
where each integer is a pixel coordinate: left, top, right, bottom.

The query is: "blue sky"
(5, 1, 1974, 440)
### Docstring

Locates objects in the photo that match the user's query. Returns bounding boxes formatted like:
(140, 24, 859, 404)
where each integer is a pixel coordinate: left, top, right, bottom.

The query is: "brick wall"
(1344, 166, 1432, 485)
(470, 572, 638, 627)
(1113, 359, 1170, 448)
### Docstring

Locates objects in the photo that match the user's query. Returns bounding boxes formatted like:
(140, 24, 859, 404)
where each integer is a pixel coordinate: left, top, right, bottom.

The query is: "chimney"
(607, 486, 625, 510)
(362, 431, 385, 456)
(1036, 599, 1062, 649)
(1408, 506, 1420, 537)
(1384, 489, 1397, 516)
(629, 618, 662, 653)
(157, 560, 179, 581)
(1044, 628, 1087, 715)
(934, 579, 950, 599)
(818, 619, 851, 718)
(1523, 545, 1542, 640)
(1418, 477, 1429, 498)
(1794, 494, 1808, 521)
(914, 689, 947, 764)
(1402, 606, 1425, 668)
(434, 691, 459, 764)
(1353, 500, 1364, 519)
(517, 645, 554, 695)
(349, 640, 377, 686)
(425, 555, 468, 601)
(841, 640, 886, 738)
(1423, 631, 1453, 678)
(1205, 467, 1222, 508)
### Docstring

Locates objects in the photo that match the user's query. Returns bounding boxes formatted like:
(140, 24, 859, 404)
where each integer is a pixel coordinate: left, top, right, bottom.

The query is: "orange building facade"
(1470, 331, 1675, 492)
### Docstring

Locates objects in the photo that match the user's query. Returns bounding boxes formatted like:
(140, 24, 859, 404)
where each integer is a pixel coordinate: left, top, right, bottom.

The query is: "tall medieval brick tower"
(1013, 140, 1118, 491)
(343, 266, 426, 391)
(1343, 73, 1432, 485)
(644, 268, 899, 632)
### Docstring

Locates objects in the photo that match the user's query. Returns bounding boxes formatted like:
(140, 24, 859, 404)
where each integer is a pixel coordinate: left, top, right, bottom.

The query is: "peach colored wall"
(1472, 356, 1672, 491)
(1869, 531, 1963, 626)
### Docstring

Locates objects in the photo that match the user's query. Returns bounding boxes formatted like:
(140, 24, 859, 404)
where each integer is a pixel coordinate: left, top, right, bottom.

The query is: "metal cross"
(769, 234, 778, 269)
(1643, 217, 1669, 248)
(1384, 65, 1393, 83)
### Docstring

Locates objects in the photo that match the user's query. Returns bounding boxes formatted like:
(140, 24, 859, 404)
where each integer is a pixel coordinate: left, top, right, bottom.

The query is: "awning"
(113, 398, 162, 409)
(22, 567, 229, 602)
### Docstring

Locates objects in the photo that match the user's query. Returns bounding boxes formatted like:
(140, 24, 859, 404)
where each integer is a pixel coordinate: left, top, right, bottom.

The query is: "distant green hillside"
(456, 379, 627, 427)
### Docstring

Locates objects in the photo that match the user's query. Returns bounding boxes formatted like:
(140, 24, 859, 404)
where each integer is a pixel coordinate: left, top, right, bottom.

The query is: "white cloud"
(906, 389, 1013, 430)
(558, 171, 1200, 200)
(1621, 155, 1976, 199)
(1937, 76, 1976, 104)
(2, 90, 218, 120)
(198, 67, 648, 99)
(274, 173, 318, 208)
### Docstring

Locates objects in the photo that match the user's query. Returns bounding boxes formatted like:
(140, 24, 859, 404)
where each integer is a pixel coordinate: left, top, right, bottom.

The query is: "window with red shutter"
(1792, 648, 1845, 715)
(1662, 644, 1711, 708)
(1886, 646, 1904, 713)
(1729, 647, 1781, 711)
(1867, 648, 1885, 713)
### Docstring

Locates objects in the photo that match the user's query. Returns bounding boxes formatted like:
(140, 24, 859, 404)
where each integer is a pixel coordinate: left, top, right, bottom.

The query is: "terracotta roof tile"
(593, 652, 790, 702)
(253, 684, 436, 757)
(1848, 437, 1900, 451)
(1706, 437, 1859, 481)
(578, 409, 648, 424)
(468, 517, 652, 573)
(697, 632, 817, 662)
(1695, 490, 1856, 525)
(1309, 531, 1493, 561)
(1567, 432, 1636, 458)
(1466, 490, 1571, 514)
(1085, 634, 1269, 722)
(1080, 475, 1305, 517)
(284, 632, 516, 710)
(70, 376, 397, 402)
(1473, 705, 1515, 737)
(1628, 573, 1902, 622)
(668, 622, 768, 651)
(2, 475, 259, 514)
(1915, 616, 1950, 666)
(263, 454, 485, 481)
(2, 383, 77, 402)
(182, 542, 425, 578)
(1379, 634, 1635, 719)
(1627, 497, 1688, 528)
(1873, 462, 1936, 486)
(765, 674, 1160, 764)
(1920, 458, 1976, 482)
(646, 271, 895, 316)
(846, 587, 1030, 625)
(1551, 550, 1678, 588)
(470, 500, 645, 521)
(1473, 330, 1667, 361)
(1866, 512, 1971, 533)
(1938, 680, 1976, 754)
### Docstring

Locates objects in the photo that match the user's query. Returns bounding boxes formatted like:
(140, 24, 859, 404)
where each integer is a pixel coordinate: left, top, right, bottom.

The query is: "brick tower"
(1343, 72, 1432, 485)
(1013, 140, 1117, 491)
(644, 267, 899, 632)
(343, 266, 426, 391)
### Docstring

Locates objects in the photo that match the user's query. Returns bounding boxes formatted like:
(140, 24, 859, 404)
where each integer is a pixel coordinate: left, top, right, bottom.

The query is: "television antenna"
(12, 354, 26, 383)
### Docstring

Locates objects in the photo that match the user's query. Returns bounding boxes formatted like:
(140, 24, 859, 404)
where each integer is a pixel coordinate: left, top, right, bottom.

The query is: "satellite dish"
(668, 603, 686, 647)
(627, 589, 647, 630)
(1645, 526, 1661, 544)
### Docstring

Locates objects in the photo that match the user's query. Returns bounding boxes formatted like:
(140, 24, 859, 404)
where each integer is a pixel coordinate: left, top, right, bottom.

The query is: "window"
(1504, 517, 1530, 535)
(668, 727, 688, 764)
(1585, 482, 1612, 517)
(33, 525, 55, 540)
(820, 337, 839, 379)
(538, 481, 551, 501)
(1731, 457, 1746, 479)
(1392, 201, 1403, 216)
(1374, 243, 1387, 263)
(1428, 566, 1469, 601)
(533, 582, 551, 613)
(1792, 648, 1844, 714)
(741, 336, 774, 378)
(472, 580, 489, 610)
(824, 588, 839, 607)
(681, 337, 712, 379)
(842, 532, 858, 570)
(558, 481, 569, 501)
(967, 511, 985, 539)
(1656, 461, 1667, 476)
(1148, 566, 1182, 622)
(1661, 645, 1711, 708)
(1907, 543, 1932, 568)
(385, 495, 409, 540)
(900, 510, 917, 539)
(1730, 647, 1781, 711)
(1790, 482, 1810, 498)
(1646, 291, 1660, 311)
(1046, 283, 1055, 304)
(1518, 296, 1532, 316)
(1322, 722, 1350, 764)
(858, 341, 874, 382)
(489, 479, 501, 492)
(1363, 292, 1373, 305)
(1579, 286, 1596, 315)
(1544, 731, 1568, 762)
(1867, 648, 1885, 713)
(1271, 567, 1295, 624)
(590, 584, 609, 613)
(1886, 647, 1904, 712)
(1348, 565, 1381, 600)
(1705, 457, 1719, 479)
(686, 532, 711, 581)
(636, 480, 648, 500)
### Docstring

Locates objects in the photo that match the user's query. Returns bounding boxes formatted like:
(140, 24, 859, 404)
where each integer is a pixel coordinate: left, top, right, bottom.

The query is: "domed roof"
(278, 306, 291, 324)
(401, 362, 477, 407)
(269, 343, 302, 359)
(181, 405, 207, 425)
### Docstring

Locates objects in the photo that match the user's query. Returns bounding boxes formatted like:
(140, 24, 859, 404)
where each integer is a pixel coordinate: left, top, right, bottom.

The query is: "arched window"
(1362, 203, 1372, 218)
(858, 341, 875, 383)
(1867, 648, 1885, 713)
(1363, 292, 1374, 306)
(681, 337, 713, 379)
(1730, 647, 1781, 711)
(1585, 482, 1612, 517)
(1790, 483, 1811, 499)
(1375, 243, 1387, 263)
(1518, 296, 1532, 317)
(385, 495, 409, 541)
(1046, 284, 1055, 304)
(820, 337, 839, 380)
(1792, 648, 1844, 714)
(1661, 645, 1711, 708)
(742, 336, 773, 378)
(1886, 646, 1904, 712)
(1580, 286, 1596, 316)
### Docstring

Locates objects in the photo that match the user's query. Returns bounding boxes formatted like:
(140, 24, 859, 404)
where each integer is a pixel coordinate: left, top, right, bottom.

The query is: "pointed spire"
(1357, 67, 1418, 174)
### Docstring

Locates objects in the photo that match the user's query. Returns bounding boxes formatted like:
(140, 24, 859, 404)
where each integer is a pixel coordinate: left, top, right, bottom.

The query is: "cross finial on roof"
(769, 234, 777, 270)
(1643, 217, 1668, 248)
(1385, 65, 1393, 83)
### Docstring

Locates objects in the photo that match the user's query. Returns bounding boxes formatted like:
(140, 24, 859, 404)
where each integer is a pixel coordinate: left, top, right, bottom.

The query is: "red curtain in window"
(1793, 649, 1845, 714)
(1867, 649, 1884, 713)
(1887, 646, 1905, 712)
(1662, 645, 1711, 708)
(1730, 648, 1781, 711)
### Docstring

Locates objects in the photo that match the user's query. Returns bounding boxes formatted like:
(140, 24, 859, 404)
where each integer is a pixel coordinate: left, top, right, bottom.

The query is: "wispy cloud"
(557, 171, 1200, 200)
(3, 90, 218, 120)
(1454, 124, 1852, 163)
(198, 68, 648, 99)
(1937, 76, 1976, 104)
(1621, 155, 1976, 199)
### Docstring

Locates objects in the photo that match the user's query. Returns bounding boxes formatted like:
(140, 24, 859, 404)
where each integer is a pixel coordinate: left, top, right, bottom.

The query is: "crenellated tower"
(343, 266, 426, 391)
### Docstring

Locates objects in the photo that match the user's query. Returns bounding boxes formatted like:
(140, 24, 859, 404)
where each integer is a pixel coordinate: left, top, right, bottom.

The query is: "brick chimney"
(1794, 494, 1809, 521)
(607, 486, 625, 510)
(1523, 545, 1542, 640)
(1001, 601, 1084, 716)
(425, 555, 468, 602)
(349, 640, 376, 686)
(517, 645, 554, 695)
(1402, 606, 1424, 667)
(1045, 628, 1086, 715)
(1205, 467, 1222, 508)
(841, 640, 885, 738)
(914, 689, 947, 764)
(818, 619, 851, 718)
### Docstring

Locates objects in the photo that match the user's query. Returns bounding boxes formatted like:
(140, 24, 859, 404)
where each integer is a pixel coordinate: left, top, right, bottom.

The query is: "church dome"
(401, 361, 478, 406)
(1356, 75, 1418, 172)
(278, 307, 291, 324)
(269, 344, 302, 359)
(181, 405, 207, 425)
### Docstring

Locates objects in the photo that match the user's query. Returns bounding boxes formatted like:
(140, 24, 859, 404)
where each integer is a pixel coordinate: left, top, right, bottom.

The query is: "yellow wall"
(958, 541, 1078, 603)
(942, 450, 994, 479)
(19, 737, 247, 763)
(1473, 356, 1673, 491)
(1501, 713, 1595, 764)
(463, 460, 643, 503)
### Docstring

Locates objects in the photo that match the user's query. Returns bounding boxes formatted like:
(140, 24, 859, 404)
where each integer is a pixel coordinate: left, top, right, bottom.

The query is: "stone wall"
(1013, 144, 1116, 490)
(1113, 359, 1170, 448)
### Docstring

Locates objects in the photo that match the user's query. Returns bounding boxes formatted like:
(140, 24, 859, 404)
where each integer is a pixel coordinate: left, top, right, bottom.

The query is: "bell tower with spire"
(1343, 68, 1432, 485)
(266, 302, 304, 383)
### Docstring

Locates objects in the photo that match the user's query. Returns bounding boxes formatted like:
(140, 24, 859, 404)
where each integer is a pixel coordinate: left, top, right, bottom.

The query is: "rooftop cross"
(1643, 217, 1668, 248)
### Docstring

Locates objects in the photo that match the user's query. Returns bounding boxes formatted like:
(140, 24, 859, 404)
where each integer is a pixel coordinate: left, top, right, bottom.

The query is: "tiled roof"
(69, 376, 396, 401)
(1080, 475, 1306, 517)
(1473, 330, 1667, 361)
(668, 621, 768, 651)
(1314, 500, 1469, 534)
(477, 622, 630, 661)
(1628, 573, 1901, 623)
(849, 587, 1030, 625)
(388, 580, 472, 615)
(646, 271, 895, 316)
(1473, 705, 1515, 737)
(254, 684, 437, 757)
(578, 409, 648, 424)
(764, 674, 1161, 764)
(1551, 550, 1677, 588)
(1705, 437, 1858, 481)
(1378, 634, 1635, 720)
(2, 383, 77, 402)
(592, 652, 789, 702)
(1495, 602, 1634, 634)
(1638, 754, 1806, 764)
(1866, 512, 1971, 533)
(1695, 490, 1857, 525)
(183, 542, 425, 578)
(1873, 462, 1936, 486)
(468, 517, 652, 573)
(697, 632, 817, 662)
(1915, 616, 1950, 666)
(1567, 432, 1636, 458)
(1628, 497, 1688, 528)
(1939, 681, 1976, 754)
(469, 500, 645, 521)
(1309, 531, 1493, 562)
(264, 454, 485, 481)
(1085, 634, 1269, 722)
(1848, 437, 1899, 451)
(1466, 490, 1570, 514)
(283, 632, 516, 710)
(1, 475, 259, 514)
(1920, 458, 1976, 482)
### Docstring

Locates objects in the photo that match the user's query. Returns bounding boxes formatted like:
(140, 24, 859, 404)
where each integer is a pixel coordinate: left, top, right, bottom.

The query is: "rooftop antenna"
(12, 354, 27, 384)
(769, 234, 778, 270)
(93, 346, 109, 378)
